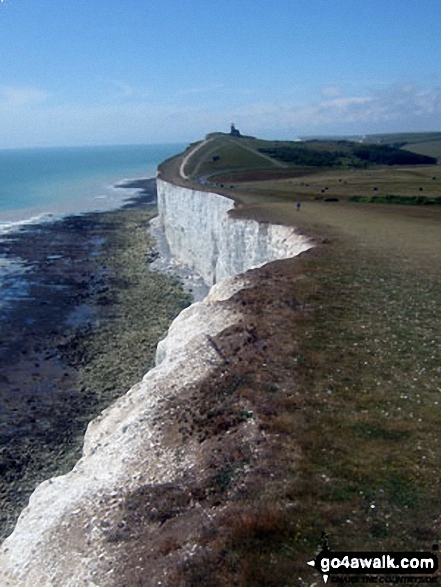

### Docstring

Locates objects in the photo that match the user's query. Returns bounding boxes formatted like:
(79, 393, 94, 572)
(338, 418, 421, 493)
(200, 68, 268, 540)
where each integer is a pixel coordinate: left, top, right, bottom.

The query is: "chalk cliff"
(0, 179, 312, 586)
(154, 178, 311, 287)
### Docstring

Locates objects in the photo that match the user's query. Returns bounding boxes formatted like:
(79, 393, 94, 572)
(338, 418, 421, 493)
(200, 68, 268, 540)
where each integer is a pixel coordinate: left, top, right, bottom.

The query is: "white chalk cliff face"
(155, 179, 311, 287)
(0, 179, 312, 586)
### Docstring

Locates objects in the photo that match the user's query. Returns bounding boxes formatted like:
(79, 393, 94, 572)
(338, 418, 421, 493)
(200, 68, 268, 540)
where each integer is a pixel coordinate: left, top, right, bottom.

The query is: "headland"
(1, 133, 441, 586)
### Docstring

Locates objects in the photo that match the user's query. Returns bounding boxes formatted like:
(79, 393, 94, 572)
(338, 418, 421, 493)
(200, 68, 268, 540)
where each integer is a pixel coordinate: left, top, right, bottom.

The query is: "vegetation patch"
(259, 145, 345, 166)
(259, 141, 437, 168)
(128, 135, 441, 584)
(353, 143, 437, 165)
(156, 140, 441, 583)
(349, 194, 441, 205)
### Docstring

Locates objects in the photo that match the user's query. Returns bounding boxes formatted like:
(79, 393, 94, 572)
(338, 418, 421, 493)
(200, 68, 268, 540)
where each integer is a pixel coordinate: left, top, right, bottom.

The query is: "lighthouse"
(230, 123, 242, 137)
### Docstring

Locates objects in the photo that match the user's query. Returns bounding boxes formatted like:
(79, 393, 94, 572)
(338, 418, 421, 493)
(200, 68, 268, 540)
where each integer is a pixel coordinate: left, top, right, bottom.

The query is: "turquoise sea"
(0, 143, 188, 538)
(0, 143, 184, 231)
(0, 143, 184, 306)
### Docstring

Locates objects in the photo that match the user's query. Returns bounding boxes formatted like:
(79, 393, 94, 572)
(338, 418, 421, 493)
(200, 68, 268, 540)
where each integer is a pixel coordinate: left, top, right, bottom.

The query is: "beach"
(0, 179, 191, 540)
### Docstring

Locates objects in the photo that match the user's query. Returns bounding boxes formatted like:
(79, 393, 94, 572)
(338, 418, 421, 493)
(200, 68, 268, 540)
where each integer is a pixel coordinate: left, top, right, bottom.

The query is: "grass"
(158, 133, 441, 585)
(225, 165, 441, 204)
(292, 248, 440, 555)
(163, 132, 441, 210)
(163, 218, 440, 584)
(349, 194, 441, 205)
(364, 132, 441, 161)
(367, 131, 441, 144)
(402, 140, 441, 160)
(184, 136, 281, 180)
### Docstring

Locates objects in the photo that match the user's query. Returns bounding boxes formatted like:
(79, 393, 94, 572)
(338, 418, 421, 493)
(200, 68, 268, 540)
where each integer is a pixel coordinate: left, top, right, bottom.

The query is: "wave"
(0, 212, 58, 236)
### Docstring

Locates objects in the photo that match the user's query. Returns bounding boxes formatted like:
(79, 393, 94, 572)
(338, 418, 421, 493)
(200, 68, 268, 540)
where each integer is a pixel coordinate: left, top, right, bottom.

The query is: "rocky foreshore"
(0, 177, 314, 586)
(0, 180, 191, 540)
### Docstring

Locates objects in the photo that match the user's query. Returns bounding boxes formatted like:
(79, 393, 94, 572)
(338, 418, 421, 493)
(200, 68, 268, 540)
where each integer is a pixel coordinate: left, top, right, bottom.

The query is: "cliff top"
(2, 135, 441, 585)
(158, 131, 441, 212)
(155, 135, 441, 583)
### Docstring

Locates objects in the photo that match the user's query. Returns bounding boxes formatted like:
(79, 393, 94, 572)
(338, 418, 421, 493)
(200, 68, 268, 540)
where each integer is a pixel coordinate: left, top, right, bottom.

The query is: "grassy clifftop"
(159, 131, 441, 208)
(154, 132, 441, 585)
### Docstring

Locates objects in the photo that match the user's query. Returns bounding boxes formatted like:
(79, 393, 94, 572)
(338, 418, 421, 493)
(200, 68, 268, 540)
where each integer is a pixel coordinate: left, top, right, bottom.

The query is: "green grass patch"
(402, 139, 441, 160)
(179, 135, 281, 180)
(350, 422, 411, 442)
(159, 133, 441, 208)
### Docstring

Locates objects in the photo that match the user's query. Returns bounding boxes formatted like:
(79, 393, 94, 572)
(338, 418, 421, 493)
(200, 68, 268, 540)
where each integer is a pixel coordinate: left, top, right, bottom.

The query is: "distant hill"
(365, 132, 441, 161)
(158, 131, 441, 208)
(177, 133, 438, 185)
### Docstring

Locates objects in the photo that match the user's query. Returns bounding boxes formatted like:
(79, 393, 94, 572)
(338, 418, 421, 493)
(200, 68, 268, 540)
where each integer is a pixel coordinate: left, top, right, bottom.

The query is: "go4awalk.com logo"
(307, 535, 438, 584)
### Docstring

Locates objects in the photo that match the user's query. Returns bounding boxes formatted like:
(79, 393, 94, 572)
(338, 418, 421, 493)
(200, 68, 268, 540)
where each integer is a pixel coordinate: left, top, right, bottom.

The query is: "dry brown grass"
(161, 190, 441, 585)
(126, 145, 441, 585)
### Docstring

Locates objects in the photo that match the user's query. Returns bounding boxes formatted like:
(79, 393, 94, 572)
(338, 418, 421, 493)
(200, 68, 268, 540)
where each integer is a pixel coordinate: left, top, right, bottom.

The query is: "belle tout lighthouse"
(229, 123, 242, 137)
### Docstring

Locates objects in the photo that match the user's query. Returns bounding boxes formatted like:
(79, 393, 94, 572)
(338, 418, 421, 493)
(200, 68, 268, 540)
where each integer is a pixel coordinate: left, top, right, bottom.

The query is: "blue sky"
(1, 0, 441, 147)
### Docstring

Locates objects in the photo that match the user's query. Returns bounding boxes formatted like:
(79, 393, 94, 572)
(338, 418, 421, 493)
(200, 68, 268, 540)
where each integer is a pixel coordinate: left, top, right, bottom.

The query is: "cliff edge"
(0, 179, 312, 586)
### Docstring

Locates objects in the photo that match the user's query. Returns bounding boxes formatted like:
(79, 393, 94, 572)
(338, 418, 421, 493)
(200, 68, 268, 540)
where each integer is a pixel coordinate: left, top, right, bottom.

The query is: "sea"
(0, 143, 184, 229)
(0, 143, 186, 537)
(0, 143, 184, 307)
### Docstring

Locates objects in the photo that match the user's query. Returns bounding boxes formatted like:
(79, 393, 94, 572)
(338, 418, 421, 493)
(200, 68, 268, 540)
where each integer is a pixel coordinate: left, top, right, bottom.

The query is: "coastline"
(0, 177, 159, 306)
(2, 138, 440, 584)
(0, 175, 320, 586)
(0, 177, 156, 236)
(0, 142, 187, 235)
(0, 179, 191, 540)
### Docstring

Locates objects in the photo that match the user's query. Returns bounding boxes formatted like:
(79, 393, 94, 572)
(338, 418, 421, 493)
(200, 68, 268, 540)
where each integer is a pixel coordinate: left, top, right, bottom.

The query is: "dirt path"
(179, 138, 214, 180)
(179, 136, 285, 181)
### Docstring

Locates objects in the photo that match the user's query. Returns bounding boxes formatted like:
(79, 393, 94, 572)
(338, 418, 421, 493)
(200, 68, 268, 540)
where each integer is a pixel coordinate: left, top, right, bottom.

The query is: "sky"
(0, 0, 441, 148)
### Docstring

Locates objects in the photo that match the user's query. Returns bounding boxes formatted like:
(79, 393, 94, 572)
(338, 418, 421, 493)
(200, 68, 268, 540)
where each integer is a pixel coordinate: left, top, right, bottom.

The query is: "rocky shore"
(0, 179, 191, 540)
(0, 175, 317, 586)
